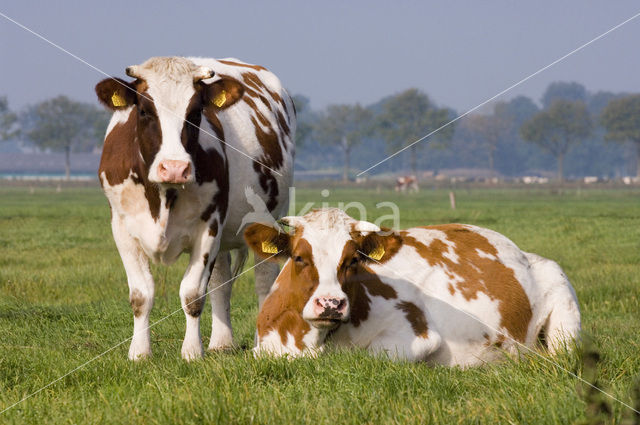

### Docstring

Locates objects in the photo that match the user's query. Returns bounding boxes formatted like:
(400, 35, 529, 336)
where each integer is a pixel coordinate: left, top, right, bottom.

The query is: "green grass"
(1, 185, 639, 424)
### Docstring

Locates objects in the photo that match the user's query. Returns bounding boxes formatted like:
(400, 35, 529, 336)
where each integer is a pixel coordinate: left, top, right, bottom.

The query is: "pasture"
(0, 185, 639, 424)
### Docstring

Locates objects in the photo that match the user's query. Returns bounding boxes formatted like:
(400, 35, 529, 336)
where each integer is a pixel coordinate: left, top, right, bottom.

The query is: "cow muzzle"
(157, 160, 192, 184)
(307, 295, 349, 329)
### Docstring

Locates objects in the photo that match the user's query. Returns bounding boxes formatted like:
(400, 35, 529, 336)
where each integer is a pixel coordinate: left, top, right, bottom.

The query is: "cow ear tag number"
(262, 240, 279, 254)
(111, 92, 127, 107)
(368, 245, 385, 261)
(213, 90, 227, 107)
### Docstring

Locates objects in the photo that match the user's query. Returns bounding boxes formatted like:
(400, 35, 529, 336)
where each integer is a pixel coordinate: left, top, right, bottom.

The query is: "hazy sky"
(1, 1, 640, 113)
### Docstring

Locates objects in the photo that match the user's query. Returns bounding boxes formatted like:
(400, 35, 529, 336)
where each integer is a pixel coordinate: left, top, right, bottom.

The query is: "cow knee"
(182, 292, 206, 317)
(130, 288, 153, 317)
(410, 330, 441, 360)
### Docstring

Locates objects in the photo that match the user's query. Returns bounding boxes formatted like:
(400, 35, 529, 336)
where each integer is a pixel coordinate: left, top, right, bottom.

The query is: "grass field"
(0, 185, 639, 424)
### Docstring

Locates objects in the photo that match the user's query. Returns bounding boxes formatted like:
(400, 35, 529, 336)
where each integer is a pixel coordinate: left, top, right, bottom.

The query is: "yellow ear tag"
(368, 245, 385, 261)
(213, 89, 227, 107)
(262, 240, 279, 254)
(111, 92, 127, 107)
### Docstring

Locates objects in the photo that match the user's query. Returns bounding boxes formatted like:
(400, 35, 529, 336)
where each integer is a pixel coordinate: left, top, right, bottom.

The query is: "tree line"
(0, 96, 109, 179)
(295, 81, 640, 181)
(2, 80, 640, 181)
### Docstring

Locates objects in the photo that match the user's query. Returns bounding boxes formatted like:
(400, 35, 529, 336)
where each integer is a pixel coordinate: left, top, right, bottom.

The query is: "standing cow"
(95, 57, 295, 360)
(245, 209, 580, 366)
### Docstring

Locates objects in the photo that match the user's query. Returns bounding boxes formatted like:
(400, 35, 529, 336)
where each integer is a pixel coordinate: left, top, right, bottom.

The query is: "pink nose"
(157, 160, 191, 184)
(313, 296, 348, 319)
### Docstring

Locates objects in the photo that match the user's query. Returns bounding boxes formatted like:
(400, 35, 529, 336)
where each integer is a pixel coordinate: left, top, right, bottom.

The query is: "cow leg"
(207, 252, 234, 350)
(111, 216, 155, 360)
(254, 259, 279, 309)
(368, 324, 442, 362)
(180, 228, 220, 361)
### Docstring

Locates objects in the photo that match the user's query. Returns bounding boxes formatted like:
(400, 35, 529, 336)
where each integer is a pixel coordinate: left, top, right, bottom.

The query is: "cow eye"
(294, 256, 305, 265)
(348, 257, 359, 268)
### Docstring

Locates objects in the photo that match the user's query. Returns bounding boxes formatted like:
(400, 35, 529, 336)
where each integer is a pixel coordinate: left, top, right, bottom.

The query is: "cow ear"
(244, 223, 290, 261)
(358, 230, 402, 264)
(204, 77, 244, 110)
(95, 78, 137, 110)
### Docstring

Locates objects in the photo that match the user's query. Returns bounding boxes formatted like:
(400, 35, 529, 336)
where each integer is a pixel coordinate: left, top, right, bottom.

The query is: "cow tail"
(231, 247, 249, 281)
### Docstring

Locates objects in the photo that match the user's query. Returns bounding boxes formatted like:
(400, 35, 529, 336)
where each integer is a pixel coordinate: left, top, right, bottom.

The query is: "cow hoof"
(206, 344, 234, 353)
(208, 332, 234, 351)
(181, 343, 205, 361)
(128, 348, 151, 361)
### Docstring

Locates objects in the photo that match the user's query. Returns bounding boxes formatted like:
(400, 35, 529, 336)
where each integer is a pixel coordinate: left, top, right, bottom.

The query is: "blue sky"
(1, 1, 640, 112)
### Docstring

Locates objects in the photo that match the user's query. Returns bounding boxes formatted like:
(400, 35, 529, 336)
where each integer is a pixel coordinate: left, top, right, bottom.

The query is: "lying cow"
(95, 57, 295, 360)
(244, 209, 580, 366)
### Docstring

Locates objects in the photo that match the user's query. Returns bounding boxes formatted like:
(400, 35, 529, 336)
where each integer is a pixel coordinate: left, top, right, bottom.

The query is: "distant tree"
(542, 81, 587, 109)
(600, 94, 640, 177)
(22, 96, 109, 180)
(462, 112, 509, 175)
(0, 96, 19, 141)
(520, 100, 592, 181)
(494, 96, 539, 128)
(375, 89, 453, 175)
(587, 91, 625, 116)
(291, 94, 314, 147)
(313, 104, 372, 182)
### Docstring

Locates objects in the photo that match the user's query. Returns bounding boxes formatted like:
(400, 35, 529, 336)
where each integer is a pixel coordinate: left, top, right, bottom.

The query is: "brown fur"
(243, 223, 291, 260)
(203, 77, 245, 111)
(255, 239, 318, 349)
(218, 59, 267, 72)
(338, 240, 398, 327)
(130, 289, 145, 317)
(224, 74, 287, 213)
(354, 228, 403, 264)
(209, 220, 219, 237)
(241, 72, 288, 112)
(400, 224, 532, 342)
(343, 263, 398, 327)
(395, 301, 429, 338)
(95, 78, 137, 110)
(97, 108, 162, 220)
(250, 115, 282, 211)
(184, 294, 206, 317)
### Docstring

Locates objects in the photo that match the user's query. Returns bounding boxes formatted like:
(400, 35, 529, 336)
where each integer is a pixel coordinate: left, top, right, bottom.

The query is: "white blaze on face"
(133, 58, 202, 183)
(297, 209, 357, 321)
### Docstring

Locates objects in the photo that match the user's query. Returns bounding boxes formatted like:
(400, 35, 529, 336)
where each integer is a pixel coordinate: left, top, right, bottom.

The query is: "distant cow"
(95, 57, 295, 360)
(244, 209, 580, 366)
(395, 175, 419, 193)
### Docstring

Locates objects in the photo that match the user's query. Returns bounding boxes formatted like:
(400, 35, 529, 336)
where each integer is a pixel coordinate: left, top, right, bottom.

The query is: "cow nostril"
(315, 298, 324, 308)
(182, 164, 191, 178)
(337, 299, 346, 311)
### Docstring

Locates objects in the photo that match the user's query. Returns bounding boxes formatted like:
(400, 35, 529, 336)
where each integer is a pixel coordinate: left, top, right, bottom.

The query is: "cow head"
(244, 209, 402, 353)
(95, 57, 244, 185)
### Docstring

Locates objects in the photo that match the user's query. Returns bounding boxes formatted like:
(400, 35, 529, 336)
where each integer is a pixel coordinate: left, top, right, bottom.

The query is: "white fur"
(102, 57, 295, 360)
(300, 218, 352, 321)
(255, 210, 581, 366)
